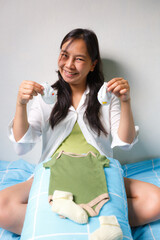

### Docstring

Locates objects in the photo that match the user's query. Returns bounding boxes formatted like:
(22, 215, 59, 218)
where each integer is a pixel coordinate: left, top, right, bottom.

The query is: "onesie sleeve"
(98, 154, 110, 168)
(43, 155, 57, 168)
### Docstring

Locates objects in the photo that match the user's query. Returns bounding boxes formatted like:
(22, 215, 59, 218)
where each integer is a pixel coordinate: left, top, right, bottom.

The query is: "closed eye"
(61, 53, 68, 58)
(76, 57, 85, 62)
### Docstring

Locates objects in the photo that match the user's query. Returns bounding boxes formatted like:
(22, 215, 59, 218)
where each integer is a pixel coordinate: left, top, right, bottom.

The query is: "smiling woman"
(49, 28, 105, 133)
(1, 28, 160, 238)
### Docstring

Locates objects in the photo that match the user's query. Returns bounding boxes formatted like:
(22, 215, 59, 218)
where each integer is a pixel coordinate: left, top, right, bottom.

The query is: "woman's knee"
(0, 180, 31, 225)
(145, 186, 160, 219)
(0, 191, 15, 226)
(125, 178, 160, 224)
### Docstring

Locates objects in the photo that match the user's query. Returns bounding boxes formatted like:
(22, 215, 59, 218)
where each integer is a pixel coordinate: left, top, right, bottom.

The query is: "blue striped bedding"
(0, 160, 35, 240)
(122, 158, 160, 240)
(0, 158, 159, 240)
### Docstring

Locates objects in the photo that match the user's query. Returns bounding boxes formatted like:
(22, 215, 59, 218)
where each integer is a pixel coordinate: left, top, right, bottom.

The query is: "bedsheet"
(123, 158, 160, 240)
(0, 159, 35, 240)
(0, 158, 159, 240)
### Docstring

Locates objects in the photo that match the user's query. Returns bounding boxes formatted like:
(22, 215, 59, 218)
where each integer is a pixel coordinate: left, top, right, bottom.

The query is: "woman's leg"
(0, 177, 33, 235)
(124, 177, 160, 227)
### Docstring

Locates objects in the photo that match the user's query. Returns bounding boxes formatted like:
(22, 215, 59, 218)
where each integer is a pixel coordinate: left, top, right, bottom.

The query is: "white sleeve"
(110, 95, 139, 150)
(8, 96, 43, 155)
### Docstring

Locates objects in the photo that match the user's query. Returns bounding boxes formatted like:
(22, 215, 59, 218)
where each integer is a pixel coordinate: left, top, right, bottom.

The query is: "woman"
(0, 28, 160, 235)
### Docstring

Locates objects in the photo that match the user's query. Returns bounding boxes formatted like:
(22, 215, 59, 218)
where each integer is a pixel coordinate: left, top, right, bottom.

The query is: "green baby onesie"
(43, 151, 110, 216)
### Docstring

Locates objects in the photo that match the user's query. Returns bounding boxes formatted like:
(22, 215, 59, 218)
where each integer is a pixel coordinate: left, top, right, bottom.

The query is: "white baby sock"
(51, 190, 88, 224)
(41, 82, 57, 104)
(97, 82, 111, 105)
(89, 216, 123, 240)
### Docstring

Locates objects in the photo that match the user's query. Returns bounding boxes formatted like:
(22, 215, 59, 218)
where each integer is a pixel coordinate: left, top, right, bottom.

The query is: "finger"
(108, 80, 129, 92)
(32, 82, 44, 94)
(26, 83, 44, 95)
(19, 89, 38, 101)
(107, 80, 124, 92)
(113, 84, 129, 94)
(120, 88, 128, 95)
(22, 81, 44, 94)
(107, 78, 124, 87)
(22, 94, 34, 100)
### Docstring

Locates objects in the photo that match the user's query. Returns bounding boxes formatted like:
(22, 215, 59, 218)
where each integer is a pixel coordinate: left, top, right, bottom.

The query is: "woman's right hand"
(17, 80, 44, 106)
(13, 81, 44, 141)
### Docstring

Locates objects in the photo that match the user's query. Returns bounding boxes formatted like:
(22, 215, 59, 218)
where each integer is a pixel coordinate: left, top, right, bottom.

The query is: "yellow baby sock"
(51, 190, 88, 224)
(89, 216, 123, 240)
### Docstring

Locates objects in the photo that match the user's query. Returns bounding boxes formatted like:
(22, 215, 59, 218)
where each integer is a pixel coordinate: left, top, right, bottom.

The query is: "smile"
(63, 69, 78, 76)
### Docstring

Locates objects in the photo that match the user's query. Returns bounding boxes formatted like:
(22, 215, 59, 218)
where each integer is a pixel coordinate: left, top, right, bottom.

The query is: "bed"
(0, 157, 159, 240)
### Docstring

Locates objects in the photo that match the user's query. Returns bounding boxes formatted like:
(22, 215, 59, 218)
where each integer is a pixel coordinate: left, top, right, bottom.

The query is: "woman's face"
(58, 38, 96, 88)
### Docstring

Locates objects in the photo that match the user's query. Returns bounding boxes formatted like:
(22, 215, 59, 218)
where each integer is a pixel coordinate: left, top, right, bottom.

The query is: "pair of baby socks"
(51, 190, 123, 240)
(41, 82, 111, 106)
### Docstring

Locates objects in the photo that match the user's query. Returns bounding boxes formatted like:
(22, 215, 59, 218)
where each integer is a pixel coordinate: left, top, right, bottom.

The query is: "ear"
(90, 60, 98, 72)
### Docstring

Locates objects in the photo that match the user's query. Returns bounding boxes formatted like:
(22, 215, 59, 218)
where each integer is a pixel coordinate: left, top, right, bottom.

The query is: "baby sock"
(97, 82, 111, 105)
(89, 216, 123, 240)
(51, 190, 88, 224)
(41, 82, 57, 104)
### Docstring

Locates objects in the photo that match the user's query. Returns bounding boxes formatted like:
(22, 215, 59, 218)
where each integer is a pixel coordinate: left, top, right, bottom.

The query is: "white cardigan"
(8, 88, 138, 163)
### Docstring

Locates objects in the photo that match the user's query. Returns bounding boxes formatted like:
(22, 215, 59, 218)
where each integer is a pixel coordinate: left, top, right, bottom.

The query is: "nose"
(65, 57, 75, 69)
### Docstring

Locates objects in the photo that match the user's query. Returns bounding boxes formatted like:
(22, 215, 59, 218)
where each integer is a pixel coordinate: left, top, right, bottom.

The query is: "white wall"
(0, 0, 160, 164)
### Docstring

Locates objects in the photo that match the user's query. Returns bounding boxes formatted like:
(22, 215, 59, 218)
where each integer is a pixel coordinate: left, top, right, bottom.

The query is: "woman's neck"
(70, 83, 87, 110)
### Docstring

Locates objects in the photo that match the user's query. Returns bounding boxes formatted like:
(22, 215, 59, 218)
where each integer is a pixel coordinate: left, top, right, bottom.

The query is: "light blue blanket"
(123, 158, 160, 240)
(0, 160, 35, 240)
(0, 158, 159, 240)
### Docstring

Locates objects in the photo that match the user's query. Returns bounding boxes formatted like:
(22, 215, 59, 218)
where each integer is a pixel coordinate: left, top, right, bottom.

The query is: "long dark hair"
(49, 28, 107, 136)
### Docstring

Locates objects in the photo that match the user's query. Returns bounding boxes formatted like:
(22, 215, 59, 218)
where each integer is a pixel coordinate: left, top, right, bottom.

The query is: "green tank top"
(53, 122, 99, 155)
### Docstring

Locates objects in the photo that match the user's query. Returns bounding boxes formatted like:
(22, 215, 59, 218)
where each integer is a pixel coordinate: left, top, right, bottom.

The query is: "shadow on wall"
(102, 58, 127, 82)
(101, 58, 154, 164)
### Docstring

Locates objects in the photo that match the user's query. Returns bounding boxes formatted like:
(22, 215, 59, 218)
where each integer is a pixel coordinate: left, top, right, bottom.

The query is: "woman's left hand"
(107, 78, 130, 102)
